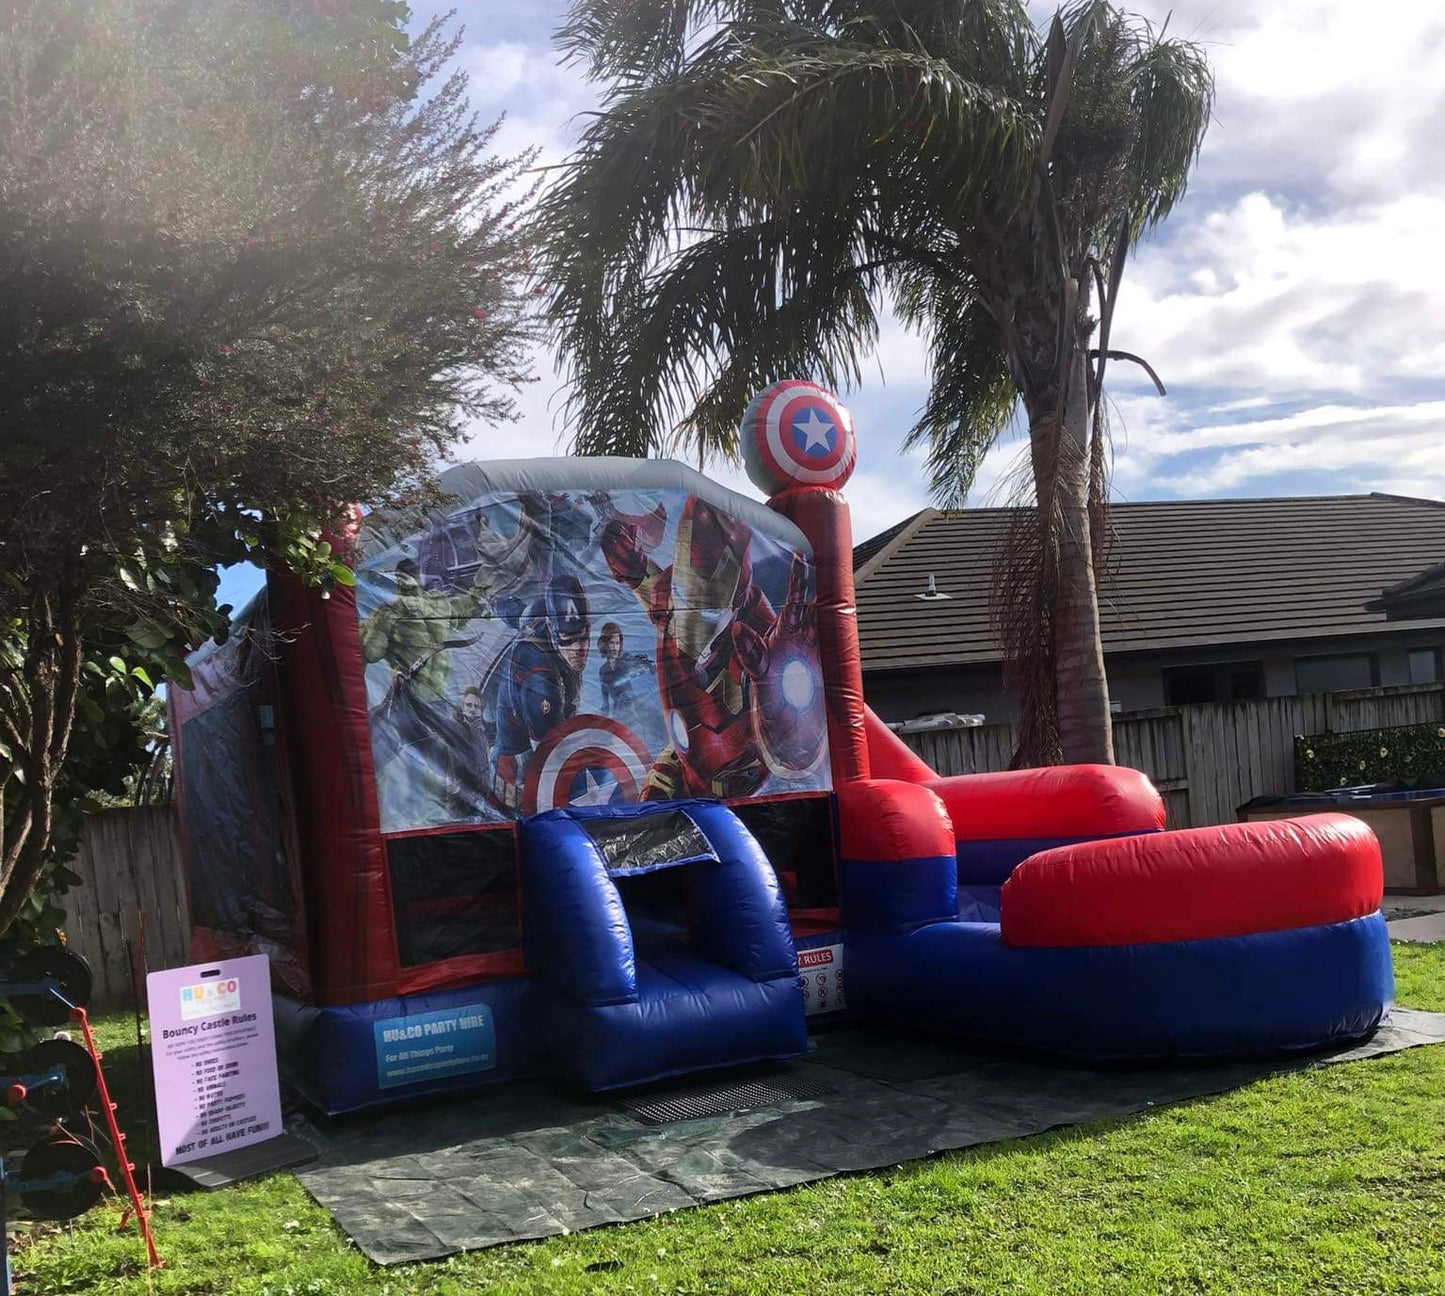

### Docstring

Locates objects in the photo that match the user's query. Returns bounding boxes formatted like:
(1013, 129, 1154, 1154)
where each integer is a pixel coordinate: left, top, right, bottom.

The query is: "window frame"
(1161, 660, 1264, 708)
(1407, 646, 1443, 685)
(1293, 652, 1379, 696)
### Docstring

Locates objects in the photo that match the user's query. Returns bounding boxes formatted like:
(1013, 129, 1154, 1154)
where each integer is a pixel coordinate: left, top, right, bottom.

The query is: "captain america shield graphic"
(744, 380, 857, 492)
(521, 714, 653, 814)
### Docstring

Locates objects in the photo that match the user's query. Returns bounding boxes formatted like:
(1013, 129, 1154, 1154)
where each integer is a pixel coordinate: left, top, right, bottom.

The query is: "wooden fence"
(902, 681, 1445, 830)
(56, 806, 191, 1010)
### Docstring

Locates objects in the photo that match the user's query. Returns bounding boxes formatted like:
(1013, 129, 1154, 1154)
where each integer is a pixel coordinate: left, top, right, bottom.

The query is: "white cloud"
(456, 29, 596, 171)
(1118, 0, 1445, 205)
(1161, 430, 1445, 497)
(839, 460, 934, 540)
(1113, 192, 1445, 397)
(1078, 395, 1445, 501)
(1157, 401, 1445, 455)
(462, 42, 574, 109)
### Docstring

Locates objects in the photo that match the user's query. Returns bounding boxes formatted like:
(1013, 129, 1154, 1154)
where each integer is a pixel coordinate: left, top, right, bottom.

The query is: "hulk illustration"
(361, 558, 486, 784)
(359, 558, 482, 703)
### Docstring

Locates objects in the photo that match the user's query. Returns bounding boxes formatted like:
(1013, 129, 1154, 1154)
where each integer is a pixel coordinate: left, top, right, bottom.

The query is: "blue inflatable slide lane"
(519, 800, 808, 1091)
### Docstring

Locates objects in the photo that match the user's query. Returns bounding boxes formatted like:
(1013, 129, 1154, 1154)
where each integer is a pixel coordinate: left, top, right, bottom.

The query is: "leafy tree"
(541, 0, 1212, 764)
(0, 0, 537, 939)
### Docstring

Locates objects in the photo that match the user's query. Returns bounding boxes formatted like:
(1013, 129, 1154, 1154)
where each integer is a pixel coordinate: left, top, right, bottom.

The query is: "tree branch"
(1089, 348, 1167, 395)
(1090, 217, 1132, 406)
(1038, 12, 1088, 168)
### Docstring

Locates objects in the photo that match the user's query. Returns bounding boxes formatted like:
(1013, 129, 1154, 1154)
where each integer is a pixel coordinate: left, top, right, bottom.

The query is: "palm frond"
(556, 212, 882, 459)
(1123, 33, 1214, 236)
(671, 226, 884, 459)
(540, 17, 1039, 457)
(555, 0, 702, 82)
(696, 33, 1039, 223)
(898, 293, 1016, 507)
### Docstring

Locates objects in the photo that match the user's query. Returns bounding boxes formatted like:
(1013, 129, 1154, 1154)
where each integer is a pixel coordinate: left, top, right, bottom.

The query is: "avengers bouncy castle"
(170, 382, 1394, 1114)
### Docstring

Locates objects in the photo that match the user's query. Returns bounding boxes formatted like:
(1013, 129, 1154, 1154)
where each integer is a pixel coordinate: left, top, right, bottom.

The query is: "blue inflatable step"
(519, 800, 808, 1091)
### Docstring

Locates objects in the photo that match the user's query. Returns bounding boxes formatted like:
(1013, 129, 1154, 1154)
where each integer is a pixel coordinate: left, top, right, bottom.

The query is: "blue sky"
(220, 0, 1445, 610)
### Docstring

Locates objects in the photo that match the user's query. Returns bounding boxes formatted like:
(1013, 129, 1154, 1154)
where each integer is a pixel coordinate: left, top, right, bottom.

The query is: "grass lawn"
(18, 942, 1445, 1296)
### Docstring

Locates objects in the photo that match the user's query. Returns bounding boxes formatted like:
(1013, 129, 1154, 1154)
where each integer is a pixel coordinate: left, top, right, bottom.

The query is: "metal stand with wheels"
(0, 946, 159, 1291)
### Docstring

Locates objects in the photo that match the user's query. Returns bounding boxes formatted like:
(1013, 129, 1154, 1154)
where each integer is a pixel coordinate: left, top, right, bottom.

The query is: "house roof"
(852, 509, 923, 573)
(853, 493, 1445, 673)
(1367, 558, 1445, 620)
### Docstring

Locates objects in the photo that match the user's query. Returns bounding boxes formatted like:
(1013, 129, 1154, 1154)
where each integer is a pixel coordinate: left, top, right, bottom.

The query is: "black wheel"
(16, 1132, 105, 1221)
(4, 1039, 98, 1119)
(7, 947, 93, 1025)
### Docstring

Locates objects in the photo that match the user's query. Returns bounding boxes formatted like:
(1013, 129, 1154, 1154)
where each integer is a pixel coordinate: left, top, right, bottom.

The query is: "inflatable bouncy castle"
(170, 383, 1395, 1113)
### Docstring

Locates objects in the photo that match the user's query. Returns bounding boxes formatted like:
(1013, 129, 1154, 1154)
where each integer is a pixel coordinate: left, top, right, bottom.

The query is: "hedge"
(1295, 720, 1445, 792)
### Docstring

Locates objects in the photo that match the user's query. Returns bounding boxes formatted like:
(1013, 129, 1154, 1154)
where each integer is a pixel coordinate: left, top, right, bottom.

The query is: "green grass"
(19, 943, 1445, 1296)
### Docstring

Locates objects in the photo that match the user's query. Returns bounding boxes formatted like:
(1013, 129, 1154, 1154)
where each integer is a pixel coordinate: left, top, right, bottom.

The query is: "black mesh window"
(583, 811, 715, 876)
(386, 829, 520, 967)
(732, 796, 837, 909)
(180, 689, 295, 940)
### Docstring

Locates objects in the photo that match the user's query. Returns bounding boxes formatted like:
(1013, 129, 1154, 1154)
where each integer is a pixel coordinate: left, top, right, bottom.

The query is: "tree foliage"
(541, 0, 1212, 764)
(0, 0, 538, 941)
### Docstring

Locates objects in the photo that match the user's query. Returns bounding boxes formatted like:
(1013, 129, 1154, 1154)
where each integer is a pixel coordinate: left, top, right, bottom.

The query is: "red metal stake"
(72, 1007, 161, 1271)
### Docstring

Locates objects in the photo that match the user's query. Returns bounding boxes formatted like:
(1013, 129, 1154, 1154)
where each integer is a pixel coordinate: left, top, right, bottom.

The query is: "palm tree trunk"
(1050, 336, 1115, 764)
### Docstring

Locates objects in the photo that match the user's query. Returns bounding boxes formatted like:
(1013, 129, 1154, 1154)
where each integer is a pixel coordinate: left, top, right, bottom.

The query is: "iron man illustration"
(598, 495, 827, 799)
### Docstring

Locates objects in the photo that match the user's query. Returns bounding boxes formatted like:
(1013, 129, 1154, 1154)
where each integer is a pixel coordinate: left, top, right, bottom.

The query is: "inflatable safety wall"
(168, 594, 310, 998)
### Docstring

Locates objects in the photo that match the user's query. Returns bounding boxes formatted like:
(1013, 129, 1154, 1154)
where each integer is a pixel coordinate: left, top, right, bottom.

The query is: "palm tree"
(540, 0, 1212, 765)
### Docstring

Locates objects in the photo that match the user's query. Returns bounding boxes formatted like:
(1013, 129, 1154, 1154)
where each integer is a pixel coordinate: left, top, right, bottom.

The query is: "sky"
(219, 0, 1445, 609)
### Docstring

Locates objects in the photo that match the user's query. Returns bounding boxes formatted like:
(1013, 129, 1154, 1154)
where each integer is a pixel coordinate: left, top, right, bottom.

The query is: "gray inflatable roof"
(356, 457, 808, 568)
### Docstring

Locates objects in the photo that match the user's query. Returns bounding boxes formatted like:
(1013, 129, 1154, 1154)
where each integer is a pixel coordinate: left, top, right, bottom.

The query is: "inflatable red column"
(741, 381, 870, 785)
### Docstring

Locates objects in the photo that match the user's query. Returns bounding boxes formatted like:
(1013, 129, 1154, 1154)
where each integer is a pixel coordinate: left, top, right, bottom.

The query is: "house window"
(1295, 653, 1377, 695)
(1163, 662, 1263, 707)
(1164, 669, 1215, 705)
(1409, 648, 1442, 684)
(1223, 665, 1263, 701)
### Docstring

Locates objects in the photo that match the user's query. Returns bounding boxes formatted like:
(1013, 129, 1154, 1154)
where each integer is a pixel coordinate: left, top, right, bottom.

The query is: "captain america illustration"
(488, 570, 591, 811)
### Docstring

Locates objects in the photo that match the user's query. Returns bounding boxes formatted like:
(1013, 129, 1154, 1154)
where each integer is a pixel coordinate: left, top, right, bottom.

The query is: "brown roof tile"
(853, 494, 1445, 671)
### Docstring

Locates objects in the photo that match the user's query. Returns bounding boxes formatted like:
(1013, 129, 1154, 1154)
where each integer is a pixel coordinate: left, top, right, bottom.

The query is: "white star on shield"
(570, 768, 619, 806)
(792, 408, 834, 453)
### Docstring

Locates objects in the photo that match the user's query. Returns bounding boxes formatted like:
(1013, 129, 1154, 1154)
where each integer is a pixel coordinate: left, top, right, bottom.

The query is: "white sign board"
(146, 954, 282, 1166)
(799, 943, 845, 1015)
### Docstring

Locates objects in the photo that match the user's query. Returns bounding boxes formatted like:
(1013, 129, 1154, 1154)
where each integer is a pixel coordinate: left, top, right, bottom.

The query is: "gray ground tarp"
(295, 1009, 1445, 1265)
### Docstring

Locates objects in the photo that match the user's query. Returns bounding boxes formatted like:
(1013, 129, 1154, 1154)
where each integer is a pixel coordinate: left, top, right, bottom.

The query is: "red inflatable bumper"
(1001, 813, 1384, 948)
(861, 707, 1166, 844)
(928, 765, 1165, 842)
(835, 778, 953, 861)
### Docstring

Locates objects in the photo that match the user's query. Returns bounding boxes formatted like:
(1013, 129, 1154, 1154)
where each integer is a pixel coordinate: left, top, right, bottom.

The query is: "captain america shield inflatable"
(521, 714, 653, 814)
(741, 380, 857, 495)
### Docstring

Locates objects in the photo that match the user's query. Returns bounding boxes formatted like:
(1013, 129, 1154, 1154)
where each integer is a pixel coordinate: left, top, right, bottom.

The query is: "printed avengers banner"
(355, 485, 831, 832)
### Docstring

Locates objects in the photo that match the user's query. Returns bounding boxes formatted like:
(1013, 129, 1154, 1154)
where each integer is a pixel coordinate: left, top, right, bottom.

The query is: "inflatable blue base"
(544, 947, 807, 1090)
(274, 912, 1395, 1113)
(274, 979, 539, 1116)
(278, 798, 811, 1113)
(273, 798, 1397, 1113)
(846, 908, 1395, 1062)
